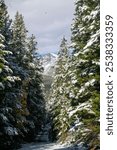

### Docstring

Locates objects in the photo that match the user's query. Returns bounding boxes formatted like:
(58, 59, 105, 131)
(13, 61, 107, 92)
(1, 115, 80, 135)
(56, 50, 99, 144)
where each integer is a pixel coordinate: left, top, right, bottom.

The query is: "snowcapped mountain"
(41, 53, 58, 76)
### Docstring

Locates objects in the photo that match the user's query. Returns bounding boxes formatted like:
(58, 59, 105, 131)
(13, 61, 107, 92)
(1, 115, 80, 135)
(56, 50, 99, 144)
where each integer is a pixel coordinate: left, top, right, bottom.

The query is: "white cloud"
(5, 0, 74, 54)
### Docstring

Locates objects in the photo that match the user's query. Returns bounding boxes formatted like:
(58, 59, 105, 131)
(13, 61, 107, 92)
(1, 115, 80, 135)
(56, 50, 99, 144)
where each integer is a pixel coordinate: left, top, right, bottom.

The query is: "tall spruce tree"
(68, 0, 100, 148)
(0, 1, 46, 148)
(0, 1, 21, 149)
(27, 34, 45, 136)
(0, 0, 12, 50)
(10, 12, 45, 142)
(11, 11, 28, 66)
(8, 12, 30, 142)
(51, 0, 100, 149)
(51, 37, 70, 142)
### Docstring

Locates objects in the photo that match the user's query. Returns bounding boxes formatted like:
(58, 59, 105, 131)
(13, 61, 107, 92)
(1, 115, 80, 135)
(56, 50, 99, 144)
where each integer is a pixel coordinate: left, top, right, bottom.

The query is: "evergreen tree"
(68, 0, 100, 148)
(10, 12, 45, 142)
(0, 3, 46, 147)
(27, 34, 45, 137)
(6, 12, 30, 143)
(27, 34, 37, 62)
(11, 11, 28, 65)
(0, 0, 13, 92)
(51, 1, 100, 149)
(51, 37, 70, 142)
(0, 1, 21, 148)
(0, 0, 12, 50)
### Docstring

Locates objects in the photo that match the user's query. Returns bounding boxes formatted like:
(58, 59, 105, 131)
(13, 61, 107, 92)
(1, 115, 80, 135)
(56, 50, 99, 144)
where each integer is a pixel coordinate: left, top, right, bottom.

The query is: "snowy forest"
(0, 0, 99, 150)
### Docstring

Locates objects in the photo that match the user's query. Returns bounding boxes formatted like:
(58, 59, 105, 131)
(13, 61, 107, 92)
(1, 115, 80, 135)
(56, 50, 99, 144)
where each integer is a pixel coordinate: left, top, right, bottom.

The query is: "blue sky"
(5, 0, 74, 55)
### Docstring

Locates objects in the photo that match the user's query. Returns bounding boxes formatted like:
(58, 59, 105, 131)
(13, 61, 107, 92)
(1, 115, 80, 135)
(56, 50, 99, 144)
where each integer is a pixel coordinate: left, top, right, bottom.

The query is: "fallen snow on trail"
(18, 142, 72, 150)
(18, 142, 88, 150)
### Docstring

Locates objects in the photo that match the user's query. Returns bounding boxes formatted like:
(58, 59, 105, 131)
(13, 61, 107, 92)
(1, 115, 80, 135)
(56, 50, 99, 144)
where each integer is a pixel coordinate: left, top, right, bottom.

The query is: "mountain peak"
(41, 53, 58, 76)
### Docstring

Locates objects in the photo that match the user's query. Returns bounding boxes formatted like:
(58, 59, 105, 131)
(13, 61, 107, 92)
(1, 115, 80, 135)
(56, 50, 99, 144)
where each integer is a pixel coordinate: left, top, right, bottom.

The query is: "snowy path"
(18, 142, 77, 150)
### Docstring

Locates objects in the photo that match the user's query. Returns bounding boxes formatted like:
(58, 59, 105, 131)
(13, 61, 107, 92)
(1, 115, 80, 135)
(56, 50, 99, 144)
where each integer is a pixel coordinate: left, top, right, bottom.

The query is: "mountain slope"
(41, 53, 58, 77)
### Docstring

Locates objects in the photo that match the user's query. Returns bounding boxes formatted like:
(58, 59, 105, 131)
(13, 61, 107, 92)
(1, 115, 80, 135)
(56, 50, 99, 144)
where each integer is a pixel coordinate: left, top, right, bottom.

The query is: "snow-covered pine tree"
(51, 37, 70, 142)
(0, 0, 13, 94)
(27, 34, 37, 62)
(26, 34, 45, 137)
(67, 0, 100, 148)
(11, 11, 28, 66)
(0, 36, 21, 150)
(0, 1, 21, 148)
(0, 1, 46, 148)
(7, 12, 31, 142)
(0, 0, 12, 50)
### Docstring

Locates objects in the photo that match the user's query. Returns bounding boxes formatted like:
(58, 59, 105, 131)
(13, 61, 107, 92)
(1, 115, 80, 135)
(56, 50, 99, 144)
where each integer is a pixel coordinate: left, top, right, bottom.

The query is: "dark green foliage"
(0, 1, 45, 149)
(70, 0, 100, 148)
(51, 0, 100, 148)
(11, 11, 28, 64)
(27, 34, 45, 135)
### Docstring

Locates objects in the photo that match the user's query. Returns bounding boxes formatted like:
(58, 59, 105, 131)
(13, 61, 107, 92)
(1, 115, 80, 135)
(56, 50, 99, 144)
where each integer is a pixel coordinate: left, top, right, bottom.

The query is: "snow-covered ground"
(18, 142, 75, 150)
(18, 142, 88, 150)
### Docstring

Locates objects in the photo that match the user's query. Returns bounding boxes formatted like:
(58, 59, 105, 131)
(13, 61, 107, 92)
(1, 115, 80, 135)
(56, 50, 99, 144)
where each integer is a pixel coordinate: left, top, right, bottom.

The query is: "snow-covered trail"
(18, 142, 75, 150)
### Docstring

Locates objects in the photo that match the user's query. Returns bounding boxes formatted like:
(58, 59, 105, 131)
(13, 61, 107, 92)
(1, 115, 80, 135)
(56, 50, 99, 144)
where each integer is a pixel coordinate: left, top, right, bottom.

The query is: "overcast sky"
(5, 0, 74, 54)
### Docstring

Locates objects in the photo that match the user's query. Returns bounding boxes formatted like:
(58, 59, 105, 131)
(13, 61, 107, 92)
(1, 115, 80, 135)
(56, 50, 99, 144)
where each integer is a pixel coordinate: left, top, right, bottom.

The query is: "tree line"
(50, 0, 100, 149)
(0, 0, 45, 149)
